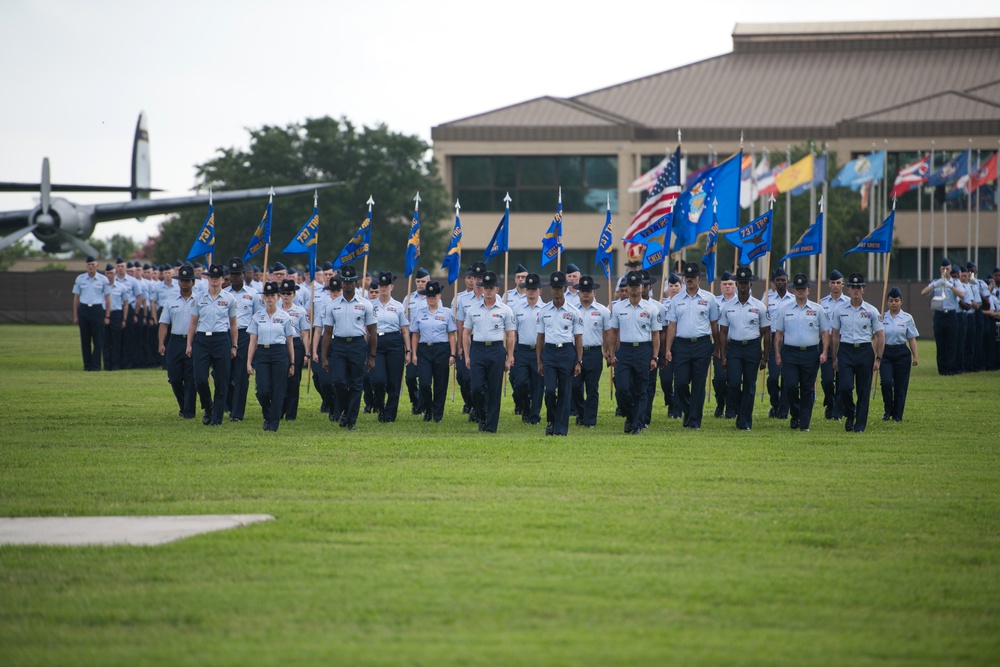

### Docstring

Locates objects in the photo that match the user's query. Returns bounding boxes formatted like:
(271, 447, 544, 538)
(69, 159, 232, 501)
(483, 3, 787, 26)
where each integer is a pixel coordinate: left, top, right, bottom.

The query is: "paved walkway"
(0, 514, 274, 546)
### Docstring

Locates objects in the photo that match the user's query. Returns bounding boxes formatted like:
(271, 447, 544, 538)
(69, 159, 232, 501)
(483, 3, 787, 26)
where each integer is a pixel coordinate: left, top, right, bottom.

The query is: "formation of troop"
(72, 250, 999, 436)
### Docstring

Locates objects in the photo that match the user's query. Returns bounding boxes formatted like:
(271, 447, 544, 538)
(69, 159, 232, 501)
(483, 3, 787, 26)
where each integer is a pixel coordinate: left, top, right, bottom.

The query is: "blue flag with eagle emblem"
(723, 209, 772, 265)
(672, 151, 742, 252)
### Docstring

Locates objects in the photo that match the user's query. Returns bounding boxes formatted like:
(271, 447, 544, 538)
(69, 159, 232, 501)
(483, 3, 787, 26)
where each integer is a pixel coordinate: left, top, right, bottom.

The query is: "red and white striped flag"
(890, 154, 930, 199)
(624, 146, 681, 262)
(755, 161, 788, 200)
(628, 155, 670, 193)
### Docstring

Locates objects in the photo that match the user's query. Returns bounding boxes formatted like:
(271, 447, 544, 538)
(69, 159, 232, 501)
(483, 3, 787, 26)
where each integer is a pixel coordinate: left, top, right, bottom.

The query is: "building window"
(453, 156, 618, 213)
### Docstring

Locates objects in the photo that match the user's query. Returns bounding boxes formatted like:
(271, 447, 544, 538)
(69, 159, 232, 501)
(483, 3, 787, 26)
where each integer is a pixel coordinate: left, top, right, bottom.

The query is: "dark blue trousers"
(471, 341, 506, 433)
(766, 340, 788, 418)
(713, 356, 731, 417)
(456, 347, 473, 412)
(838, 343, 874, 432)
(615, 341, 651, 433)
(781, 345, 820, 430)
(417, 342, 450, 421)
(933, 310, 957, 375)
(511, 344, 542, 423)
(228, 329, 251, 420)
(77, 303, 104, 371)
(963, 314, 976, 371)
(254, 345, 290, 431)
(820, 356, 843, 419)
(956, 314, 968, 372)
(973, 309, 985, 370)
(373, 332, 405, 421)
(879, 344, 912, 422)
(572, 346, 604, 426)
(103, 310, 124, 371)
(166, 334, 198, 418)
(194, 332, 231, 426)
(282, 339, 305, 420)
(673, 336, 713, 428)
(542, 344, 574, 435)
(332, 337, 367, 427)
(726, 338, 761, 430)
(658, 358, 678, 417)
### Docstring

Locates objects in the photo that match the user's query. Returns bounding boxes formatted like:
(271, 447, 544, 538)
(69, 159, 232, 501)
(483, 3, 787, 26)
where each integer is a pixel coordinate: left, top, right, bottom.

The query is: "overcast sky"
(1, 0, 996, 244)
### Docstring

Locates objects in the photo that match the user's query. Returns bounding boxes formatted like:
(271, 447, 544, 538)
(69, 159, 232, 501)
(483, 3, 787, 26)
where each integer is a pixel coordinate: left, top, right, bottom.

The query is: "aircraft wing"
(90, 182, 339, 223)
(0, 183, 161, 193)
(0, 209, 33, 230)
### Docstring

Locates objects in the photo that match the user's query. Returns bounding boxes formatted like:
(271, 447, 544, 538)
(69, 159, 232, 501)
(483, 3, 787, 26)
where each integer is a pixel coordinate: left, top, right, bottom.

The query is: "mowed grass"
(0, 324, 998, 666)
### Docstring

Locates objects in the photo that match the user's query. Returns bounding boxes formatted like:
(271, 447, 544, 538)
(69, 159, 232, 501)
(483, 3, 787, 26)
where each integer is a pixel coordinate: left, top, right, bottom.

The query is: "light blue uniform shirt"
(774, 300, 829, 347)
(927, 277, 961, 311)
(155, 281, 180, 305)
(159, 294, 195, 336)
(107, 280, 130, 312)
(455, 290, 483, 323)
(323, 295, 376, 336)
(719, 295, 770, 341)
(610, 299, 662, 343)
(564, 290, 581, 310)
(373, 297, 409, 334)
(666, 289, 720, 338)
(411, 305, 456, 344)
(227, 285, 263, 329)
(72, 272, 110, 305)
(578, 302, 611, 348)
(294, 283, 312, 309)
(819, 293, 849, 320)
(192, 291, 238, 333)
(402, 291, 427, 317)
(248, 308, 293, 345)
(831, 300, 884, 344)
(280, 303, 310, 339)
(962, 280, 980, 314)
(123, 274, 142, 307)
(464, 300, 516, 342)
(512, 299, 544, 344)
(765, 291, 795, 327)
(882, 310, 919, 345)
(504, 288, 527, 309)
(536, 302, 583, 345)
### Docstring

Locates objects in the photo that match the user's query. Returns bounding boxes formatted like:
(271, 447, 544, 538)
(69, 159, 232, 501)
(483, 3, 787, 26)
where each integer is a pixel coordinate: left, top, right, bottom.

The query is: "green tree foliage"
(694, 143, 887, 281)
(0, 239, 45, 270)
(150, 117, 450, 276)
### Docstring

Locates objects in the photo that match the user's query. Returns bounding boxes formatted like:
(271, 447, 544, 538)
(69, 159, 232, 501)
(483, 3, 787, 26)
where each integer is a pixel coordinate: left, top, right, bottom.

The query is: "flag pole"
(761, 194, 774, 402)
(557, 187, 562, 272)
(967, 139, 972, 262)
(362, 195, 374, 287)
(974, 148, 981, 267)
(880, 198, 896, 317)
(262, 187, 274, 281)
(817, 195, 824, 302)
(929, 141, 936, 271)
(809, 143, 817, 281)
(304, 189, 318, 395)
(406, 192, 420, 321)
(205, 188, 214, 267)
(452, 199, 461, 403)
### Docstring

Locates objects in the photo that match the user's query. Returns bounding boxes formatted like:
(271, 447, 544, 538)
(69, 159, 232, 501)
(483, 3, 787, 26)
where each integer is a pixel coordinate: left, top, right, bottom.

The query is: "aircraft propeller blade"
(58, 232, 100, 258)
(0, 224, 39, 252)
(40, 158, 51, 215)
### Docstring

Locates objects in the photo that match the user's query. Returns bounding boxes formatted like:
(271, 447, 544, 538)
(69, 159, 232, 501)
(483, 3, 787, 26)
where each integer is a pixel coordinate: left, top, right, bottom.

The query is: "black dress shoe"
(423, 412, 432, 422)
(262, 420, 270, 431)
(202, 411, 212, 425)
(514, 407, 523, 416)
(346, 424, 356, 430)
(411, 405, 421, 415)
(882, 414, 891, 421)
(230, 417, 241, 423)
(615, 407, 624, 417)
(768, 407, 777, 418)
(339, 417, 348, 428)
(845, 418, 855, 432)
(545, 423, 554, 436)
(824, 406, 832, 419)
(714, 406, 724, 418)
(790, 418, 799, 429)
(320, 403, 330, 414)
(363, 406, 372, 414)
(462, 405, 471, 414)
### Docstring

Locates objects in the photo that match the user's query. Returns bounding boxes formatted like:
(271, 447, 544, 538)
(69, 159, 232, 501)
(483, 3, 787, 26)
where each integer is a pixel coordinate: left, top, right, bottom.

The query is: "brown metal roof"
(432, 19, 1000, 143)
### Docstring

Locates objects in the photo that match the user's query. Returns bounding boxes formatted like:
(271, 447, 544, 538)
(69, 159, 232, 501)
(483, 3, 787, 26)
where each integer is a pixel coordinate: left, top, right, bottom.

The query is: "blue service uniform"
(402, 291, 427, 413)
(122, 273, 143, 369)
(102, 279, 131, 371)
(666, 289, 720, 429)
(159, 293, 202, 418)
(774, 299, 830, 431)
(572, 301, 611, 427)
(641, 297, 669, 427)
(372, 297, 409, 422)
(311, 292, 336, 413)
(511, 299, 545, 424)
(832, 300, 884, 433)
(536, 302, 583, 436)
(961, 280, 980, 372)
(880, 309, 918, 422)
(657, 296, 680, 418)
(454, 290, 483, 415)
(927, 276, 961, 375)
(719, 295, 770, 431)
(226, 285, 263, 421)
(249, 308, 294, 431)
(281, 303, 310, 421)
(190, 290, 239, 426)
(712, 294, 737, 417)
(464, 299, 517, 433)
(611, 298, 662, 433)
(72, 271, 111, 371)
(410, 304, 457, 422)
(323, 294, 376, 428)
(765, 291, 795, 418)
(819, 294, 849, 419)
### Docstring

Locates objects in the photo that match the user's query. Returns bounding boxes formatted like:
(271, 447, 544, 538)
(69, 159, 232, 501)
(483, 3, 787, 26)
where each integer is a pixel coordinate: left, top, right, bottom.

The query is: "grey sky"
(1, 0, 995, 244)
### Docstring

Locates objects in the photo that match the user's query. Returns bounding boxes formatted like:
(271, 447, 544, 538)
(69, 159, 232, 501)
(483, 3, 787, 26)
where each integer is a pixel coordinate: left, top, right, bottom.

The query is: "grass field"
(1, 324, 998, 666)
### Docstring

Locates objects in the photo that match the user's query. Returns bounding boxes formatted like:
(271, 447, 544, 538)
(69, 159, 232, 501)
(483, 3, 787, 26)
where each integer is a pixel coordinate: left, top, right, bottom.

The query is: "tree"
(0, 239, 45, 271)
(151, 117, 450, 277)
(68, 234, 142, 262)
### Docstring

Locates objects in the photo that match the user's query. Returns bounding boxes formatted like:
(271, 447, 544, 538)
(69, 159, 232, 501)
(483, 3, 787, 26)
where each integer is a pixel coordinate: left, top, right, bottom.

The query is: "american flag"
(624, 146, 681, 260)
(890, 155, 930, 199)
(755, 161, 788, 200)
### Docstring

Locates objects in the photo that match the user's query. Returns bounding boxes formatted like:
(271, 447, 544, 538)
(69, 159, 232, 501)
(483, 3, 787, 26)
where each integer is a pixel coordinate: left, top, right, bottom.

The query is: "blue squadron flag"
(845, 210, 894, 256)
(724, 209, 773, 265)
(333, 212, 372, 269)
(781, 212, 823, 264)
(672, 151, 742, 252)
(623, 213, 671, 270)
(595, 199, 613, 279)
(482, 196, 510, 262)
(242, 198, 272, 261)
(442, 203, 462, 284)
(405, 201, 421, 278)
(283, 203, 319, 281)
(701, 214, 719, 288)
(540, 196, 563, 267)
(187, 202, 215, 261)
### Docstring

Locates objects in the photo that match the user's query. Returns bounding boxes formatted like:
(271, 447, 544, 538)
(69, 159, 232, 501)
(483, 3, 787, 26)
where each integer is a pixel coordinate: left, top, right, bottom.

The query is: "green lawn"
(1, 325, 998, 666)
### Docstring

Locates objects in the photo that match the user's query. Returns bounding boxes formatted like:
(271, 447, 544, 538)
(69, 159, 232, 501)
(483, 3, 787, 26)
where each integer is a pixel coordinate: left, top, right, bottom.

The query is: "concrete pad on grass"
(0, 514, 274, 546)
